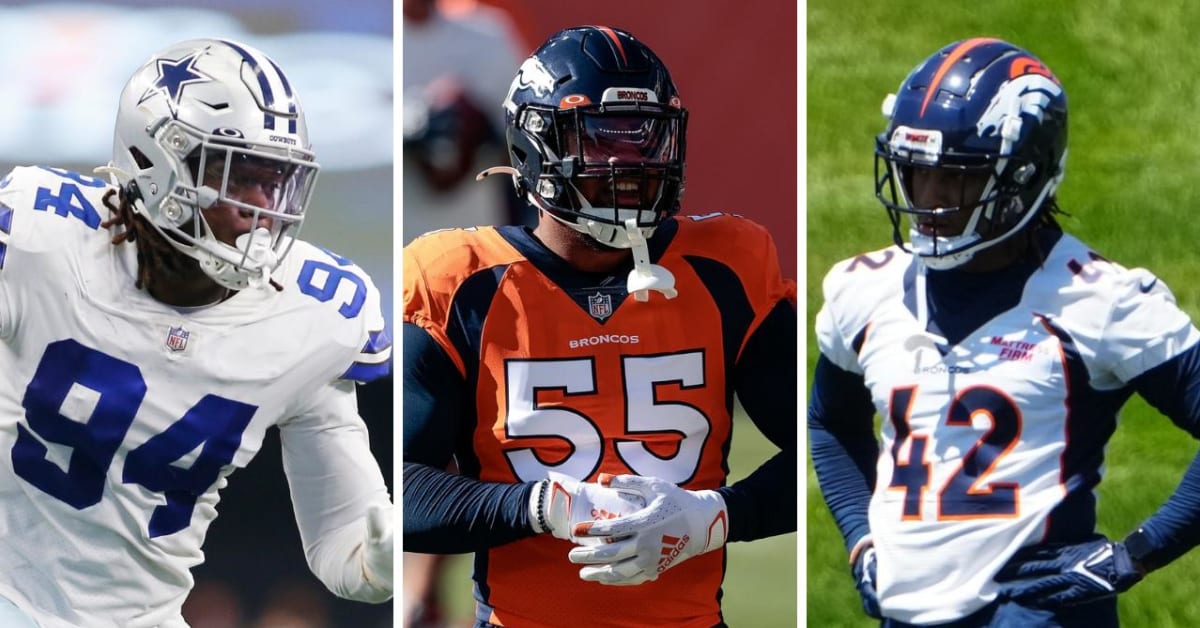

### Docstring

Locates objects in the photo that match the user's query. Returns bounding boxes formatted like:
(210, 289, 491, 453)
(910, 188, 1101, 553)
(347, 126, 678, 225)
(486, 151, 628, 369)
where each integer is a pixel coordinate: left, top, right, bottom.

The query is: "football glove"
(995, 537, 1144, 607)
(529, 471, 645, 542)
(849, 536, 882, 619)
(567, 474, 728, 586)
(363, 502, 394, 592)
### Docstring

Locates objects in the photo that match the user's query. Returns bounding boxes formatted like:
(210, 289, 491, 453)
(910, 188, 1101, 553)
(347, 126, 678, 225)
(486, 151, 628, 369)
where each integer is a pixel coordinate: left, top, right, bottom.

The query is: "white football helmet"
(107, 38, 320, 290)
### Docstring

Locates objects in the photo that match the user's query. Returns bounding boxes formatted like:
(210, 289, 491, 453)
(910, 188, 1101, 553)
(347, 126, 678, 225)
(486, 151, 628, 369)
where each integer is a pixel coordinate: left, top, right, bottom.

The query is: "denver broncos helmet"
(875, 38, 1068, 269)
(489, 26, 687, 249)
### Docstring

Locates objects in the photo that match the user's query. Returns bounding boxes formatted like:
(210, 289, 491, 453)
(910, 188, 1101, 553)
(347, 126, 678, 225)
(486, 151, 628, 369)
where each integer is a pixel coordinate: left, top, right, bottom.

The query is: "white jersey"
(816, 234, 1200, 624)
(0, 166, 391, 627)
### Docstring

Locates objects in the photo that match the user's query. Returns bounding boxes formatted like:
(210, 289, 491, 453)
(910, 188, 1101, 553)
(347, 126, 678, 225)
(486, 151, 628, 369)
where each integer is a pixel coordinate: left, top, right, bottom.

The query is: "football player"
(811, 38, 1200, 626)
(403, 26, 797, 628)
(0, 39, 393, 627)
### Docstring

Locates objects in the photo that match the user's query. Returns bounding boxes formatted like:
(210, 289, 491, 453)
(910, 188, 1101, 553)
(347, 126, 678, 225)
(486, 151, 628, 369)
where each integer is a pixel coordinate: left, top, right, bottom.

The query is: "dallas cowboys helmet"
(875, 38, 1068, 269)
(108, 38, 320, 290)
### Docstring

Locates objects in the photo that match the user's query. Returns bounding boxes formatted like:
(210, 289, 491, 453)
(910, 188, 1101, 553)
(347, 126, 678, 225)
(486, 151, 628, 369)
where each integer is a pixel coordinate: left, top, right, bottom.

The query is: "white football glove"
(567, 474, 728, 585)
(363, 502, 394, 592)
(529, 471, 645, 542)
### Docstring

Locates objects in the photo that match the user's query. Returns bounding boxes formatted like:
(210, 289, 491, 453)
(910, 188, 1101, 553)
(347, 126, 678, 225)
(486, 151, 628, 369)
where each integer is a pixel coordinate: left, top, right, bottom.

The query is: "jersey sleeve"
(278, 378, 392, 602)
(0, 166, 102, 339)
(1095, 267, 1200, 385)
(402, 236, 466, 376)
(338, 265, 392, 384)
(816, 262, 864, 374)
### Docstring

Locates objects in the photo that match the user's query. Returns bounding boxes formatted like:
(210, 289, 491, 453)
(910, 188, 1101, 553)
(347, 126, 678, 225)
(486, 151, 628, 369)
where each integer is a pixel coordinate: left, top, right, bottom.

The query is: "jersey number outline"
(11, 340, 256, 537)
(32, 167, 106, 229)
(298, 250, 368, 319)
(502, 351, 711, 484)
(887, 385, 1022, 520)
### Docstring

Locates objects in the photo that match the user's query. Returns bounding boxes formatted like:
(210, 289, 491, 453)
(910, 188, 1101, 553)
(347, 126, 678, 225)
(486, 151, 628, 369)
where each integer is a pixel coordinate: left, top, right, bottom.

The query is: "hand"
(530, 471, 646, 542)
(850, 538, 882, 619)
(363, 502, 393, 592)
(995, 537, 1144, 607)
(567, 474, 728, 585)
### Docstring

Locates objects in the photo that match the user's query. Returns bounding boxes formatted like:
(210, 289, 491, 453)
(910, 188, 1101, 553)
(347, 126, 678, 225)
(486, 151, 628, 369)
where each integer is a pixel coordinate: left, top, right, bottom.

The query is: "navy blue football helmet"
(495, 26, 687, 248)
(875, 38, 1068, 269)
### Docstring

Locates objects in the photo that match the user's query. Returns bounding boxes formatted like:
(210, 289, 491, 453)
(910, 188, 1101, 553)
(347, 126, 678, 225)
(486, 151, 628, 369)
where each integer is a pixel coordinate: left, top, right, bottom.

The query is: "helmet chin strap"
(476, 165, 678, 301)
(199, 227, 279, 291)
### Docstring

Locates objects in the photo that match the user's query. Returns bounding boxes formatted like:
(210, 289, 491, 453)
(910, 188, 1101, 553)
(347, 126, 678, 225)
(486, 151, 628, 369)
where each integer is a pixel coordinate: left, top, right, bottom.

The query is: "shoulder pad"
(279, 240, 391, 383)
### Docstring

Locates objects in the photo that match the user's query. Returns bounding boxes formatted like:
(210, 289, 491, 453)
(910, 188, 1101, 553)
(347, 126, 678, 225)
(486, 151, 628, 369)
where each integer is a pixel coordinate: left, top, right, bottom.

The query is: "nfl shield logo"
(166, 326, 190, 352)
(587, 293, 613, 320)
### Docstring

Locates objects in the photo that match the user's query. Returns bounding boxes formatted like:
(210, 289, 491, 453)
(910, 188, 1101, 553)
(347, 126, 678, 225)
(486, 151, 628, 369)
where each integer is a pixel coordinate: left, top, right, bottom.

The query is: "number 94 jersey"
(404, 215, 793, 628)
(817, 234, 1200, 624)
(0, 167, 390, 628)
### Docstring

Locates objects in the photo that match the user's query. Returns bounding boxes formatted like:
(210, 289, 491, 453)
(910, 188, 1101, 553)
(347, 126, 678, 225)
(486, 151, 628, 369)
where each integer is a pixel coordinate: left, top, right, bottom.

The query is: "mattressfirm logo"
(166, 326, 190, 352)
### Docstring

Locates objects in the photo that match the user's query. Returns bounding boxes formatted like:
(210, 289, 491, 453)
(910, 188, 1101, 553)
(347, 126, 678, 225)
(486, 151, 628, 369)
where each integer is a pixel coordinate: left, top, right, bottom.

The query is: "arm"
(718, 298, 798, 542)
(278, 379, 392, 603)
(808, 353, 879, 555)
(400, 322, 536, 553)
(1123, 342, 1200, 571)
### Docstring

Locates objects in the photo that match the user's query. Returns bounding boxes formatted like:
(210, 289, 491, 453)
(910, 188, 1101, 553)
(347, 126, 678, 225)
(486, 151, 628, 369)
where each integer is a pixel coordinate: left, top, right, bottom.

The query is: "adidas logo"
(657, 534, 690, 573)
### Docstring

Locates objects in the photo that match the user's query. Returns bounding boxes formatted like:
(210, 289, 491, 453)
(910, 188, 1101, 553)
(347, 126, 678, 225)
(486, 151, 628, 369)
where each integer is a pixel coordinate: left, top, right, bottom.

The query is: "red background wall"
(481, 0, 798, 278)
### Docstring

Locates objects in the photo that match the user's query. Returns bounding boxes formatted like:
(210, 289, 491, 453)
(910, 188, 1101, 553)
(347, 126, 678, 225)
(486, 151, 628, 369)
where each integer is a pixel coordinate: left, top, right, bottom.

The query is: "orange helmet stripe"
(919, 37, 1001, 118)
(593, 25, 628, 66)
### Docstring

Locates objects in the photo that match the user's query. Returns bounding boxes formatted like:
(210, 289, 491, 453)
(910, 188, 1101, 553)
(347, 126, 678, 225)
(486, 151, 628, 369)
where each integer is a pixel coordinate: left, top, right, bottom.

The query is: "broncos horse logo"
(975, 57, 1063, 140)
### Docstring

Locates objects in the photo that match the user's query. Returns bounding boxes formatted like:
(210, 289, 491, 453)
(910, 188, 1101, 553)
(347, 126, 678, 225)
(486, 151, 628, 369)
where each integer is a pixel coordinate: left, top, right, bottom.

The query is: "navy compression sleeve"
(402, 322, 537, 553)
(808, 353, 879, 554)
(1127, 343, 1200, 569)
(718, 299, 798, 543)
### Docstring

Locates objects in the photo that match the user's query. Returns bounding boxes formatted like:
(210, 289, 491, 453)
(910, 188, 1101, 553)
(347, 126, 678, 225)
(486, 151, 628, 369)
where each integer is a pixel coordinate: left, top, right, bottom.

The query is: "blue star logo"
(139, 53, 212, 109)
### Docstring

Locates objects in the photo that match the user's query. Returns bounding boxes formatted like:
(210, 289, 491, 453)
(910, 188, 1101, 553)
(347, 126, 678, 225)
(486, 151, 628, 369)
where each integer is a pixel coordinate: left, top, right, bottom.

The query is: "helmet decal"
(504, 56, 556, 113)
(138, 54, 212, 112)
(975, 71, 1063, 141)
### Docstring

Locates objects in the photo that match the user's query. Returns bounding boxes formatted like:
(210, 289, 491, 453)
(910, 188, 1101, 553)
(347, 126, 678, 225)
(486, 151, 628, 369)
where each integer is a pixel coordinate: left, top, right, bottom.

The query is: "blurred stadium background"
(808, 1, 1200, 626)
(403, 0, 797, 626)
(0, 2, 393, 627)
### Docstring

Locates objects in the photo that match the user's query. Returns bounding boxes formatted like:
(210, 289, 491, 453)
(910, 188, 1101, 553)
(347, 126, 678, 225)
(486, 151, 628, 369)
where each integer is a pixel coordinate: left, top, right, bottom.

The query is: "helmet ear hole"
(129, 147, 153, 170)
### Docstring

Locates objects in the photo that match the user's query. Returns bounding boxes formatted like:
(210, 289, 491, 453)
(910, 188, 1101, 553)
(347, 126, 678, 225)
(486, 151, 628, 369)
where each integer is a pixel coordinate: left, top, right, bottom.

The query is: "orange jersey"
(403, 215, 795, 628)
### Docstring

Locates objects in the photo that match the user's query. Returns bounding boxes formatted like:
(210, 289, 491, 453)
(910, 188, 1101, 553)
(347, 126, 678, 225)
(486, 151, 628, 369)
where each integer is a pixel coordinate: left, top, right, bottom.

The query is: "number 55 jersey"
(0, 166, 391, 628)
(816, 232, 1200, 624)
(403, 214, 795, 628)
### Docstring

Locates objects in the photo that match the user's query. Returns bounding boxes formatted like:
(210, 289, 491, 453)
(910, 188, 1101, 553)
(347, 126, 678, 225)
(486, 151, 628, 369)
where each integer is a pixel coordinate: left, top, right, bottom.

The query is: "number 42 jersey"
(0, 167, 391, 628)
(817, 233, 1200, 624)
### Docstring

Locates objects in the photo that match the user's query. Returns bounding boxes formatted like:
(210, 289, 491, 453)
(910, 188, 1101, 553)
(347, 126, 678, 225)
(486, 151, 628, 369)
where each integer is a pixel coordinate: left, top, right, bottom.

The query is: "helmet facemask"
(158, 129, 319, 290)
(513, 101, 686, 249)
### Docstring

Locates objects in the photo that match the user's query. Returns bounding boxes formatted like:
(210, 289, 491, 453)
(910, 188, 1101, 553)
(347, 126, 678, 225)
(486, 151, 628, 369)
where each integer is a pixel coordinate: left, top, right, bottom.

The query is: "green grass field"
(425, 414, 797, 626)
(808, 2, 1200, 626)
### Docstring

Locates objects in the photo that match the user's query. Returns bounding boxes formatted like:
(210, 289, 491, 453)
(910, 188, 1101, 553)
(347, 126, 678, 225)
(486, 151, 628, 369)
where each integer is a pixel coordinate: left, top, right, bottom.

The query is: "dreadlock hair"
(1027, 195, 1067, 265)
(100, 186, 207, 295)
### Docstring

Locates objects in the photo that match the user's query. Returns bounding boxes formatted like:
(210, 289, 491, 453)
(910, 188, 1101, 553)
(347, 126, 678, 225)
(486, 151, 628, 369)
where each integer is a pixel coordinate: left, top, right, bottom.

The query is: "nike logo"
(1139, 278, 1158, 293)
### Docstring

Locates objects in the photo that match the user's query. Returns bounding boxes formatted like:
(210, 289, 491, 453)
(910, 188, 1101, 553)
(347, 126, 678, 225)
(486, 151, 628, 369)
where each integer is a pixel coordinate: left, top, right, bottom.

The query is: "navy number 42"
(12, 340, 256, 537)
